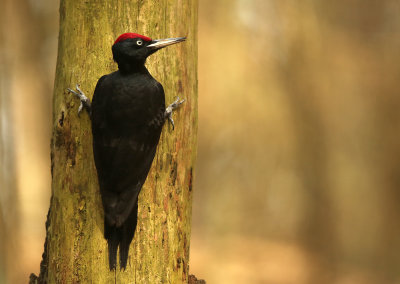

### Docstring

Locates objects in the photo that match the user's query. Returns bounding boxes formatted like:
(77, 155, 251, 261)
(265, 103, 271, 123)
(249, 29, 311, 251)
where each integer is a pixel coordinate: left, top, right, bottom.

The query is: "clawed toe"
(67, 84, 91, 116)
(165, 96, 185, 130)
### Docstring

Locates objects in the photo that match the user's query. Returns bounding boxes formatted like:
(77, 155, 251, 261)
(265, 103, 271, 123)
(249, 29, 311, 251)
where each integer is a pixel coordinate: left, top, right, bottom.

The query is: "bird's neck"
(118, 62, 149, 75)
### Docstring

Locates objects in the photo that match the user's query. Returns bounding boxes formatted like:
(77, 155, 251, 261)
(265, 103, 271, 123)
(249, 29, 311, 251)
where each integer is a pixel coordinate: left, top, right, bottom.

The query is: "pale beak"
(147, 37, 186, 51)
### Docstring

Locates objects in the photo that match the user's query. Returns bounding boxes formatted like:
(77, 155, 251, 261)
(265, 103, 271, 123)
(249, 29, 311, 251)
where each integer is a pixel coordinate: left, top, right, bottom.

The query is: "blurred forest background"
(1, 0, 400, 283)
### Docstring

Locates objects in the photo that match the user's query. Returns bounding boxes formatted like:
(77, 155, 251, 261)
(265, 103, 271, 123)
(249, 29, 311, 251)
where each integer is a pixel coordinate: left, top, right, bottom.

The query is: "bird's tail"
(104, 203, 138, 270)
(104, 222, 120, 270)
(119, 203, 138, 269)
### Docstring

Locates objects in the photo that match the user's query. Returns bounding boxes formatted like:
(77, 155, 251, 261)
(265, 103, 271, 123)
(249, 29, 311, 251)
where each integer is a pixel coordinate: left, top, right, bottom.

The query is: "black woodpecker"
(68, 33, 186, 270)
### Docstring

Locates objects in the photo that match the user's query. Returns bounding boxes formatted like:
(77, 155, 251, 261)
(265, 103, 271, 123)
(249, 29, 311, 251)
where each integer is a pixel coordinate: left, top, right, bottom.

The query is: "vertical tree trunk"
(33, 0, 198, 282)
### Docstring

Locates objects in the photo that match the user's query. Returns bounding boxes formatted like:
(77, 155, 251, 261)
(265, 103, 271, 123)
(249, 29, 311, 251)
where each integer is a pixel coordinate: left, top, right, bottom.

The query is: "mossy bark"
(36, 0, 198, 283)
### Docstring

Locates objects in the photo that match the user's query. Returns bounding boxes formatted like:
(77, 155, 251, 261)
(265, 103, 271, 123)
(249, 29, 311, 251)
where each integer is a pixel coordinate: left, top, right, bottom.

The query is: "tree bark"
(33, 0, 198, 282)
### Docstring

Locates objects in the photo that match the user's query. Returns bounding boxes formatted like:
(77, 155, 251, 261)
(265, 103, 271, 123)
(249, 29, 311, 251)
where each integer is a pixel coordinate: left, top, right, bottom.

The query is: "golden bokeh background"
(1, 0, 400, 283)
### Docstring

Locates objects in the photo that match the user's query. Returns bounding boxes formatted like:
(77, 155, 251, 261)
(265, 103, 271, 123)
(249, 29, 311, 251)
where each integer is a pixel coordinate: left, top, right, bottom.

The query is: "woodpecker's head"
(112, 33, 186, 71)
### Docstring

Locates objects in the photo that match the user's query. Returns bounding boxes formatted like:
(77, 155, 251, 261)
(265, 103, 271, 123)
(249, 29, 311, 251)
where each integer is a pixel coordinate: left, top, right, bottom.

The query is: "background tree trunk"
(0, 0, 19, 282)
(34, 0, 198, 282)
(1, 0, 56, 281)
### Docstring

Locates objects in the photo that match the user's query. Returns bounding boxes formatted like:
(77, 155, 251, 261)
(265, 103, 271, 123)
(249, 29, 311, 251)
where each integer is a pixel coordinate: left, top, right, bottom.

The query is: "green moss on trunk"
(39, 0, 197, 282)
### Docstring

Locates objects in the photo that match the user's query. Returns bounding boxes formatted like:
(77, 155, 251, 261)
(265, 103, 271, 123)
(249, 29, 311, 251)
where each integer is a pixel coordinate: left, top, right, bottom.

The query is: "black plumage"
(89, 33, 185, 270)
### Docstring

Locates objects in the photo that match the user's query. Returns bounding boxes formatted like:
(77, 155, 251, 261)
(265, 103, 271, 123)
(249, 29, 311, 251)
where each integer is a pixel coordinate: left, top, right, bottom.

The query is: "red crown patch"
(114, 33, 152, 45)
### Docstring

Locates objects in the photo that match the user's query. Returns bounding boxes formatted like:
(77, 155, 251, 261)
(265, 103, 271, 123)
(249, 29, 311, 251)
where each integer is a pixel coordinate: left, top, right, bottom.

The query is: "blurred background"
(1, 0, 400, 283)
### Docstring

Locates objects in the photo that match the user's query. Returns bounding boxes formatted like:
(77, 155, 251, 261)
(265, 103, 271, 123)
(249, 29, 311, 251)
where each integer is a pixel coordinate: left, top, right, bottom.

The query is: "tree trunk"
(33, 0, 198, 282)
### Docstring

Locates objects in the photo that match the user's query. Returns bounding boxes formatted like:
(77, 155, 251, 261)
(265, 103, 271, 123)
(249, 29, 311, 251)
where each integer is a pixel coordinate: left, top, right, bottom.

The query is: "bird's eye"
(137, 40, 143, 46)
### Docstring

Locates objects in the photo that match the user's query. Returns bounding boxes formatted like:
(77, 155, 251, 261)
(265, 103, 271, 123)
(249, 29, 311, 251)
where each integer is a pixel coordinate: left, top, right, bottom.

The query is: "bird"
(68, 33, 186, 270)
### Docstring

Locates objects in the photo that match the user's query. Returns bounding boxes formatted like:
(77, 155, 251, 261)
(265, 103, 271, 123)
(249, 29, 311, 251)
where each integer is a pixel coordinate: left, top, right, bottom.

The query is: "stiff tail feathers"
(104, 223, 120, 270)
(104, 203, 138, 270)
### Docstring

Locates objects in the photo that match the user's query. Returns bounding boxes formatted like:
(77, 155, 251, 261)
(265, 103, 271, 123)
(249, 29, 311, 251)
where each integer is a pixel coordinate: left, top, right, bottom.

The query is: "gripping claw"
(67, 84, 91, 116)
(165, 96, 185, 130)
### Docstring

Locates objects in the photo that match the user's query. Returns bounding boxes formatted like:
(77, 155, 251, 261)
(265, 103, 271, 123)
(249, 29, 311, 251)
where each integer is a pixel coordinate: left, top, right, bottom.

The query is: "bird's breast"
(102, 78, 165, 134)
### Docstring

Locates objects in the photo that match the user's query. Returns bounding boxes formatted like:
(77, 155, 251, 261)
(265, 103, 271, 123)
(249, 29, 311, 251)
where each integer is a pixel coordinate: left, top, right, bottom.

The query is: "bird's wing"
(91, 74, 165, 226)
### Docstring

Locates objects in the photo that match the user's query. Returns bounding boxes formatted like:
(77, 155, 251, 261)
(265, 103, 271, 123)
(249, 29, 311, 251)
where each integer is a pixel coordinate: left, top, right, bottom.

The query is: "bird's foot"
(67, 84, 91, 116)
(165, 96, 185, 130)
